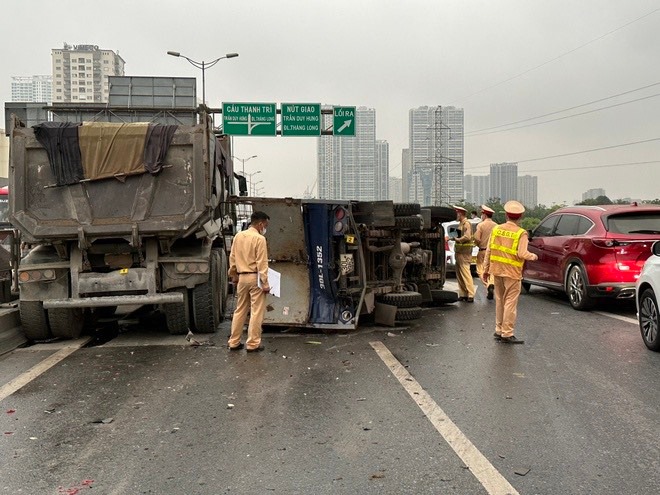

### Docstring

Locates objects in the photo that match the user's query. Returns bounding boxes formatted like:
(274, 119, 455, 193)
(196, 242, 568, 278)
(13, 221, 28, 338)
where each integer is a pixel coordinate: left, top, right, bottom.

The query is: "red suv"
(522, 204, 660, 310)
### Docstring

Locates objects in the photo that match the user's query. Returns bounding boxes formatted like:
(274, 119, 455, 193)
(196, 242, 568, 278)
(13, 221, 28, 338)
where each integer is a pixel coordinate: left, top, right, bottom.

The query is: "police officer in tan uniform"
(482, 201, 537, 344)
(474, 205, 497, 300)
(227, 211, 271, 352)
(453, 205, 475, 302)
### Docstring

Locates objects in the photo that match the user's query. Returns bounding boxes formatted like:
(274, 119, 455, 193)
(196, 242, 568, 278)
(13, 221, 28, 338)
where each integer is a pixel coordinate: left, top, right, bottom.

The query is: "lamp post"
(244, 170, 262, 197)
(231, 155, 258, 177)
(167, 50, 238, 106)
(251, 180, 263, 196)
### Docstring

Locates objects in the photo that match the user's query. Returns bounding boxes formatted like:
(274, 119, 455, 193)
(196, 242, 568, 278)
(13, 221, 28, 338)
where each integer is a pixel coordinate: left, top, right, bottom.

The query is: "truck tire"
(394, 203, 421, 216)
(395, 215, 423, 230)
(395, 306, 422, 321)
(430, 289, 459, 304)
(218, 248, 228, 319)
(49, 308, 85, 339)
(163, 289, 190, 335)
(381, 291, 423, 308)
(20, 301, 52, 341)
(192, 250, 222, 334)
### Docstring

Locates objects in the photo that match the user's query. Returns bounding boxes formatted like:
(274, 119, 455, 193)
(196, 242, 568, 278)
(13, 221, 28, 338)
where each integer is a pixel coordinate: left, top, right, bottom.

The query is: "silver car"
(636, 241, 660, 352)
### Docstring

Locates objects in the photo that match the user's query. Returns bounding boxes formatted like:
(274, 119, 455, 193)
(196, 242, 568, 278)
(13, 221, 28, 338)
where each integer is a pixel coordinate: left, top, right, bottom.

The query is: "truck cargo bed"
(10, 124, 210, 242)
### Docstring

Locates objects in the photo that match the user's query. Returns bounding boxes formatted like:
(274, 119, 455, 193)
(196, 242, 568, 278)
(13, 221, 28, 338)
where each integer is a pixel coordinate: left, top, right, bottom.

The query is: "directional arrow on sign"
(336, 120, 352, 133)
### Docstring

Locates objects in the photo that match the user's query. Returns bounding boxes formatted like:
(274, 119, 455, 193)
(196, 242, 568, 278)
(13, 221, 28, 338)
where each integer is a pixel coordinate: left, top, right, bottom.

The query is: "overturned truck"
(240, 197, 457, 330)
(8, 107, 235, 341)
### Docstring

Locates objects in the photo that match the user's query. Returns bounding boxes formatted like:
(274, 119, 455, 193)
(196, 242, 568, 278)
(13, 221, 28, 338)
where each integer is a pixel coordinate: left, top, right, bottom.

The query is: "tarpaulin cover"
(32, 122, 179, 186)
(144, 125, 177, 174)
(78, 122, 150, 181)
(304, 203, 338, 324)
(33, 122, 84, 185)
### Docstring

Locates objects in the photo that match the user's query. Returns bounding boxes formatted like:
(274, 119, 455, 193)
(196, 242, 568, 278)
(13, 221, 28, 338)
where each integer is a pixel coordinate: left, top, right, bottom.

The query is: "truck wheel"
(218, 248, 228, 320)
(381, 291, 423, 308)
(395, 215, 423, 230)
(95, 306, 117, 318)
(19, 301, 52, 341)
(163, 289, 190, 335)
(192, 250, 222, 333)
(395, 306, 422, 321)
(394, 203, 421, 216)
(430, 289, 459, 304)
(49, 308, 85, 339)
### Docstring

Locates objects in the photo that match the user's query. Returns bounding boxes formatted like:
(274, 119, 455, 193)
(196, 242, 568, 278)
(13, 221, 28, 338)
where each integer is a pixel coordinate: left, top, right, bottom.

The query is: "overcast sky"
(2, 0, 660, 205)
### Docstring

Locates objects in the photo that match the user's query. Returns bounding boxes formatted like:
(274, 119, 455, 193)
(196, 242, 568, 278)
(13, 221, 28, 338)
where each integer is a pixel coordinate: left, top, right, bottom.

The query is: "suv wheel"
(639, 288, 659, 351)
(566, 265, 594, 311)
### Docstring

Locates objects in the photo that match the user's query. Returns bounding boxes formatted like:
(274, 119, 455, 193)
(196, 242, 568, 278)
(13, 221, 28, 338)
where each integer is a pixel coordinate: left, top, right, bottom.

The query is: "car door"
(545, 214, 582, 284)
(525, 215, 559, 283)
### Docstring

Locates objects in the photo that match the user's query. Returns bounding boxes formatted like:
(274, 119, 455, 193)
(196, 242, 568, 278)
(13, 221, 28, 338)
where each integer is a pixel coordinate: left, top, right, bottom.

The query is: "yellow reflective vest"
(489, 226, 525, 268)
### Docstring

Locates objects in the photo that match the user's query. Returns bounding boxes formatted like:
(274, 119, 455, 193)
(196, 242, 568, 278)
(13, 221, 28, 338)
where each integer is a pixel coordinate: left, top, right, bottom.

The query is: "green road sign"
(281, 103, 321, 136)
(222, 102, 276, 136)
(333, 106, 356, 136)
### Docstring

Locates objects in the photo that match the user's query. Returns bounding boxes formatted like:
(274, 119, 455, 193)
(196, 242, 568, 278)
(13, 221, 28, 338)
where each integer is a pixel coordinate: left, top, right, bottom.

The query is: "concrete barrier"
(0, 303, 26, 356)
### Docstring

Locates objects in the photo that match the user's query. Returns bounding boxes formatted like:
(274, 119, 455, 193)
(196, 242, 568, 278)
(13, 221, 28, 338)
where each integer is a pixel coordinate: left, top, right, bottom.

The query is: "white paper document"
(266, 268, 281, 297)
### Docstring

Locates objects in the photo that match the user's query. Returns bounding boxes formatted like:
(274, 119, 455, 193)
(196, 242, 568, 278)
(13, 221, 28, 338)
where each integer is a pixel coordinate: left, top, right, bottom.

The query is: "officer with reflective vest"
(452, 205, 475, 302)
(482, 201, 538, 344)
(474, 205, 497, 300)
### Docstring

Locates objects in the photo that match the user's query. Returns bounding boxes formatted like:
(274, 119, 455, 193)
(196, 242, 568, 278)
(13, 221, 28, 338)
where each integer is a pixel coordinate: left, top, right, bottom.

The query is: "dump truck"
(7, 99, 457, 340)
(8, 105, 235, 341)
(233, 197, 457, 330)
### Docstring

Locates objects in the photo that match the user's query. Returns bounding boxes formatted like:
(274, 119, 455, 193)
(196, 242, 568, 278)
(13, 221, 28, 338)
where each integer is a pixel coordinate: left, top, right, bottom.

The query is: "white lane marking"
(0, 337, 91, 402)
(593, 311, 638, 325)
(370, 341, 519, 495)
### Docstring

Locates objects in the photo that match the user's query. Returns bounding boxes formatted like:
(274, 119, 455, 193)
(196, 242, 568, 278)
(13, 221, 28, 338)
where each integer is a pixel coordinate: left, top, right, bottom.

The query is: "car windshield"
(606, 212, 660, 234)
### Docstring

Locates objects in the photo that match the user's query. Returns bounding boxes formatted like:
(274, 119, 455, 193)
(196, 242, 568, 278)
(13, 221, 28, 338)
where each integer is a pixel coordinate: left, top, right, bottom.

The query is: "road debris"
(91, 418, 114, 424)
(515, 467, 531, 476)
(185, 330, 215, 347)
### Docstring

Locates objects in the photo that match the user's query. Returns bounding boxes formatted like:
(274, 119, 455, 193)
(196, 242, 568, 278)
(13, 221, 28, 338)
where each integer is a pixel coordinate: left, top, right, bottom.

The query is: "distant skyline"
(2, 1, 659, 205)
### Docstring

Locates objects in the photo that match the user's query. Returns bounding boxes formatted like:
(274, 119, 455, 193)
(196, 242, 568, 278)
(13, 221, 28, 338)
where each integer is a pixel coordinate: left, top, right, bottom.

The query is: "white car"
(636, 241, 660, 351)
(442, 219, 481, 274)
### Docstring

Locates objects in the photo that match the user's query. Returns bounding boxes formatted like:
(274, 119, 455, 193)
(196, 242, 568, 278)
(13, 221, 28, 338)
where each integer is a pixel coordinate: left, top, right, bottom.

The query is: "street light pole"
(244, 170, 262, 196)
(231, 155, 258, 177)
(167, 50, 238, 106)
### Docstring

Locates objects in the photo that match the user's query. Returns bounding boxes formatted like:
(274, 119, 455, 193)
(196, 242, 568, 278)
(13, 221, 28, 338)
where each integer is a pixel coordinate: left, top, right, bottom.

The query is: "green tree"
(578, 195, 612, 205)
(521, 217, 541, 231)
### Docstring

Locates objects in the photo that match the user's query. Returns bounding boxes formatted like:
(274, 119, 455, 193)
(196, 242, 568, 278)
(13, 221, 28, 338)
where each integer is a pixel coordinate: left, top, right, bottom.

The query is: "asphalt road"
(0, 281, 658, 495)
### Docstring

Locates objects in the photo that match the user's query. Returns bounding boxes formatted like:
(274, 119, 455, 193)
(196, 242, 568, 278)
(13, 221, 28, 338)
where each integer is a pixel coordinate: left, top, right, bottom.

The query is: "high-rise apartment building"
(582, 188, 606, 201)
(518, 175, 538, 207)
(464, 175, 491, 205)
(408, 106, 464, 206)
(389, 177, 403, 202)
(11, 75, 52, 103)
(51, 43, 125, 103)
(402, 148, 411, 202)
(489, 162, 518, 203)
(376, 140, 389, 200)
(318, 107, 387, 201)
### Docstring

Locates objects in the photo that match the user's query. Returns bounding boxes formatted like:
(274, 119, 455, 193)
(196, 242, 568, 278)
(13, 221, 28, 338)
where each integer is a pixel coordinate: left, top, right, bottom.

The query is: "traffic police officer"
(227, 211, 271, 352)
(453, 205, 475, 302)
(474, 205, 497, 300)
(482, 201, 538, 344)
